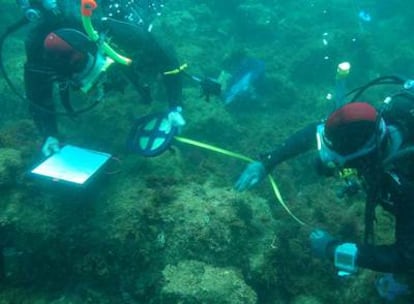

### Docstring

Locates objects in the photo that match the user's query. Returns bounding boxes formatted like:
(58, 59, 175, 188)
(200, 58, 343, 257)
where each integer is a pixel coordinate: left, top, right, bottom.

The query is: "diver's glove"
(235, 161, 266, 192)
(167, 106, 186, 132)
(199, 77, 222, 102)
(41, 136, 60, 157)
(309, 229, 336, 259)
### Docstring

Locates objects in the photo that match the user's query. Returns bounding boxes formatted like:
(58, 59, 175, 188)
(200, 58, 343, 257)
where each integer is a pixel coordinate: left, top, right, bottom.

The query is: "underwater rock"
(234, 2, 277, 41)
(291, 295, 322, 304)
(0, 148, 23, 187)
(159, 182, 278, 267)
(161, 259, 257, 304)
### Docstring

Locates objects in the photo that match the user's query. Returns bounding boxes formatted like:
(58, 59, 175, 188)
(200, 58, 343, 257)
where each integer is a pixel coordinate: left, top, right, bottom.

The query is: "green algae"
(162, 260, 257, 304)
(0, 0, 412, 303)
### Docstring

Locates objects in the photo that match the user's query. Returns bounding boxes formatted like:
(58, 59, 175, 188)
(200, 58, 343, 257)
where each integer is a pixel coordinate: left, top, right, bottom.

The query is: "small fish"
(222, 58, 265, 105)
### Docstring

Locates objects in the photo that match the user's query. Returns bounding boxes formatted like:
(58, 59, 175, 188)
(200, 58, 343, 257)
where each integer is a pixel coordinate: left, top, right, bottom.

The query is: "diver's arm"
(127, 36, 183, 107)
(145, 34, 183, 107)
(25, 64, 58, 138)
(260, 122, 319, 172)
(236, 121, 322, 192)
(355, 244, 407, 273)
(101, 18, 183, 107)
(319, 240, 407, 273)
(163, 68, 183, 108)
(356, 181, 414, 273)
(24, 24, 59, 139)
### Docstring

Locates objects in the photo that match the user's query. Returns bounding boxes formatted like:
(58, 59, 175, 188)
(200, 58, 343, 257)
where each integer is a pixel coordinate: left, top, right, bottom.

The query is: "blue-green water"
(0, 0, 413, 303)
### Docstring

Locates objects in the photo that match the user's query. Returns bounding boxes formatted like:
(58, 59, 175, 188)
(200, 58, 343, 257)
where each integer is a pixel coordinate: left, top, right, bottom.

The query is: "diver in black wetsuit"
(18, 0, 184, 155)
(235, 81, 414, 275)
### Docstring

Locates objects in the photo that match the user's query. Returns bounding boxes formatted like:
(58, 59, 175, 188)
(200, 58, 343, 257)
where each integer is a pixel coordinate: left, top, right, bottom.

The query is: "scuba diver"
(12, 0, 185, 156)
(235, 75, 414, 276)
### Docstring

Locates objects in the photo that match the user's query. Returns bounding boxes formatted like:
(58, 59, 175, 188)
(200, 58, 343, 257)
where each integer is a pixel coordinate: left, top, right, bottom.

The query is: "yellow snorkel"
(81, 0, 132, 66)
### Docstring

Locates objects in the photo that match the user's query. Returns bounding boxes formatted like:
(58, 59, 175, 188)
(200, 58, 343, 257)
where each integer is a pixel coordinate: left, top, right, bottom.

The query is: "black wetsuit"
(23, 0, 182, 138)
(259, 97, 414, 273)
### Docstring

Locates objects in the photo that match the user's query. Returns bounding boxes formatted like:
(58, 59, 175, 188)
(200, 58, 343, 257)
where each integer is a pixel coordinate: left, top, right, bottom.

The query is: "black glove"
(199, 77, 222, 102)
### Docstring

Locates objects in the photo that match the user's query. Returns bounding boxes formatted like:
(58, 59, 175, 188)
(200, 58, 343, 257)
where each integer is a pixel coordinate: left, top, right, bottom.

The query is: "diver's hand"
(200, 77, 222, 102)
(235, 161, 266, 191)
(167, 106, 186, 131)
(310, 229, 336, 259)
(41, 136, 60, 157)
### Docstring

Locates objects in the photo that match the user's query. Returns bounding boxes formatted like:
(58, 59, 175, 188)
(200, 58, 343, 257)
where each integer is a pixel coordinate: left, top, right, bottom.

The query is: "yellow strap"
(175, 136, 253, 162)
(164, 63, 188, 75)
(268, 175, 308, 226)
(175, 136, 308, 226)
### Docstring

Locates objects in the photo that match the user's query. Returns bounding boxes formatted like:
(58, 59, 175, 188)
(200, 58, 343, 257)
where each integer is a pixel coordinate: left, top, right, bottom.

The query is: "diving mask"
(316, 119, 386, 168)
(72, 51, 114, 94)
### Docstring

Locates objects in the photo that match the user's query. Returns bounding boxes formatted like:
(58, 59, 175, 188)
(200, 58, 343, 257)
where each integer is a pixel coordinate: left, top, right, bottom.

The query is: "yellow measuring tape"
(175, 136, 308, 226)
